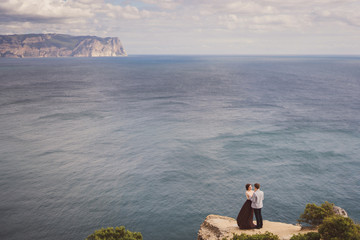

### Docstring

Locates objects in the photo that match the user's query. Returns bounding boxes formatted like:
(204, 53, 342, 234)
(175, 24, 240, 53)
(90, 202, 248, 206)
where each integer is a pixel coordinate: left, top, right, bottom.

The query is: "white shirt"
(250, 190, 264, 209)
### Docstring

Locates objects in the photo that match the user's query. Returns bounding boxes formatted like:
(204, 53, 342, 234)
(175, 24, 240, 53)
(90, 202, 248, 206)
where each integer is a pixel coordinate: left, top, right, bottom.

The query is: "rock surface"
(198, 215, 316, 240)
(0, 34, 127, 58)
(333, 205, 348, 217)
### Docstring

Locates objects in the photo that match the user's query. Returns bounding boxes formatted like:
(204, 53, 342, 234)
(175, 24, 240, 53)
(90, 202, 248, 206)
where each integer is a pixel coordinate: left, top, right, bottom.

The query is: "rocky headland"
(197, 215, 316, 240)
(198, 206, 348, 240)
(0, 34, 127, 58)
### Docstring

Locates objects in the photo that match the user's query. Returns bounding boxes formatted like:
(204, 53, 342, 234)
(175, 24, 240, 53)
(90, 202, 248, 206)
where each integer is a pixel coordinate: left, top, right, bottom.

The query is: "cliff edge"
(197, 215, 316, 240)
(0, 33, 127, 58)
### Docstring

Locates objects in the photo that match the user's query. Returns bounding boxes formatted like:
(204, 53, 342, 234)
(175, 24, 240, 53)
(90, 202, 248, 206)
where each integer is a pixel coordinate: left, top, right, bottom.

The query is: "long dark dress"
(237, 199, 256, 229)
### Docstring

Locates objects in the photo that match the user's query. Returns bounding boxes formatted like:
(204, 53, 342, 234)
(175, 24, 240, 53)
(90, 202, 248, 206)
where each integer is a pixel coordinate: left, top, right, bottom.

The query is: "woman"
(236, 183, 256, 229)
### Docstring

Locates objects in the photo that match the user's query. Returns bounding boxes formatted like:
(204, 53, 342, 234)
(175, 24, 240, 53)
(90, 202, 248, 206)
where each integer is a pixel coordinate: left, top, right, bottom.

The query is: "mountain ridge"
(0, 33, 127, 58)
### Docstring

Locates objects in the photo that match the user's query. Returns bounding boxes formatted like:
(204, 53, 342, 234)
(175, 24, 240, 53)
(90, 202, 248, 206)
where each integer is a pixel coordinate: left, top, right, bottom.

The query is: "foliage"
(318, 215, 360, 240)
(223, 231, 280, 240)
(85, 226, 142, 240)
(290, 232, 320, 240)
(297, 201, 335, 227)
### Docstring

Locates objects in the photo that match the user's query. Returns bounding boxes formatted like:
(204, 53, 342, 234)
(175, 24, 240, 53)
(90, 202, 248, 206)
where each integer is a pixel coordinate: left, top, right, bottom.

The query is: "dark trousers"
(254, 208, 263, 228)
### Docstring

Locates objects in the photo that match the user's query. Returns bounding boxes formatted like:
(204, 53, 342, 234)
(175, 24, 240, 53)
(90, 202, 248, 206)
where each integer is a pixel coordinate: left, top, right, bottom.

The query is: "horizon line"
(126, 54, 360, 57)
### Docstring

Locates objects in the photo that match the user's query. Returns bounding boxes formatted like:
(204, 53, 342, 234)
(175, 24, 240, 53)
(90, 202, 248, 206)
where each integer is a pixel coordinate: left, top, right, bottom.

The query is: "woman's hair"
(245, 183, 251, 190)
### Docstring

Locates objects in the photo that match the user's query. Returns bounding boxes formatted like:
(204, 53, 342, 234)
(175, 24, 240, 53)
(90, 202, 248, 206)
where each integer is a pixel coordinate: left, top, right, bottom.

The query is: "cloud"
(312, 6, 360, 28)
(224, 1, 277, 15)
(0, 0, 94, 23)
(191, 0, 360, 30)
(1, 0, 359, 31)
(0, 0, 359, 54)
(140, 0, 180, 10)
(218, 13, 306, 32)
(106, 4, 152, 20)
(0, 0, 156, 23)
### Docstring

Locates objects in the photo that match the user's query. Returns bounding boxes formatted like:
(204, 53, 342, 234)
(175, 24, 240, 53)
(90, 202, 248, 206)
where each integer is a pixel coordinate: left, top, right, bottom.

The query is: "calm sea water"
(0, 55, 359, 240)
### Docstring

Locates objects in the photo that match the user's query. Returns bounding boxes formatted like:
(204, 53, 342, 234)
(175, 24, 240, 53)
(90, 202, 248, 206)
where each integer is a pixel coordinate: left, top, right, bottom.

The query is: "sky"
(0, 0, 360, 55)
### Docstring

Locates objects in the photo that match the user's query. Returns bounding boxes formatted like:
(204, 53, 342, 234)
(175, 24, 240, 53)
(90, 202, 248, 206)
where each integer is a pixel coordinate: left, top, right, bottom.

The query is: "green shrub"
(297, 201, 335, 227)
(85, 226, 142, 240)
(318, 215, 360, 240)
(290, 232, 320, 240)
(225, 231, 279, 240)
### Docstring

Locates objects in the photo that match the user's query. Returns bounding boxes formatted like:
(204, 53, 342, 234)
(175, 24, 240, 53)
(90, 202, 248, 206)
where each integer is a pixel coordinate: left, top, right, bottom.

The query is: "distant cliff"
(0, 34, 127, 58)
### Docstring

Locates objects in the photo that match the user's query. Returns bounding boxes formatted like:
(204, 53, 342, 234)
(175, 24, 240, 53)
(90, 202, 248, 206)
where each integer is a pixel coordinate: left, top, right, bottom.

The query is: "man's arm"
(249, 191, 257, 202)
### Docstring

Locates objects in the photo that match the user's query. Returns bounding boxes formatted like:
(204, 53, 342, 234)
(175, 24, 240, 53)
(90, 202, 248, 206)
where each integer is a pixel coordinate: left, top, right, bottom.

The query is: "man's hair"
(245, 183, 251, 190)
(254, 183, 260, 189)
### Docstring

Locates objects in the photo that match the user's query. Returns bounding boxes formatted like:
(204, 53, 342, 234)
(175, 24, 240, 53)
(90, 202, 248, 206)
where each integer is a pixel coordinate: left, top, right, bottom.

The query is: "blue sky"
(0, 0, 359, 55)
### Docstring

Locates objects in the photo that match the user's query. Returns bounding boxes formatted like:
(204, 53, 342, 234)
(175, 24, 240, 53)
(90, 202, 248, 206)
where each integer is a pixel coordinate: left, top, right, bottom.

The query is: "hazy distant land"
(0, 34, 127, 58)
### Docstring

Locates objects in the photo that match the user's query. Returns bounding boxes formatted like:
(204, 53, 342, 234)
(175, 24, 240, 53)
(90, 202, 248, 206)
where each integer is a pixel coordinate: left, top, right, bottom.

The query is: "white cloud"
(141, 0, 180, 10)
(224, 1, 277, 14)
(312, 6, 360, 27)
(0, 0, 94, 22)
(106, 4, 152, 20)
(0, 0, 359, 54)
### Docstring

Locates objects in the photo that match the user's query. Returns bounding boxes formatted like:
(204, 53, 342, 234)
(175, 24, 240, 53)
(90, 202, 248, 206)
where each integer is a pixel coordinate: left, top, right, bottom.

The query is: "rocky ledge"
(198, 205, 348, 240)
(197, 215, 316, 240)
(0, 33, 127, 58)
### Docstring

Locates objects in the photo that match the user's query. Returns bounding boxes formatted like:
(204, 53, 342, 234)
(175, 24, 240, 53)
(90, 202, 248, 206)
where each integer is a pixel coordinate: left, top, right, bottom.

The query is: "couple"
(236, 183, 264, 229)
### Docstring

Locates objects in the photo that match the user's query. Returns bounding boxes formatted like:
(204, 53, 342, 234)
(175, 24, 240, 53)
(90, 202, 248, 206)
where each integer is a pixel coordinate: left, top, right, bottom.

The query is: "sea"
(0, 55, 359, 240)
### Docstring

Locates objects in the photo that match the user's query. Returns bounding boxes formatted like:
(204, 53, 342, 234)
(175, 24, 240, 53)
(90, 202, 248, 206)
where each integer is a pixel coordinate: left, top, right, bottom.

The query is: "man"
(250, 183, 264, 229)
